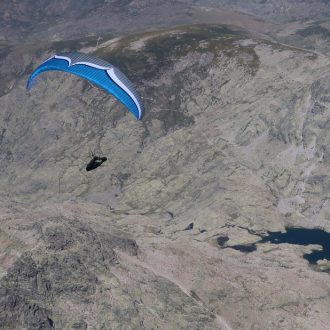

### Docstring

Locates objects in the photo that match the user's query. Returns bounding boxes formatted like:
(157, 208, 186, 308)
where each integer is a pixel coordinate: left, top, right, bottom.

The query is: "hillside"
(0, 24, 330, 329)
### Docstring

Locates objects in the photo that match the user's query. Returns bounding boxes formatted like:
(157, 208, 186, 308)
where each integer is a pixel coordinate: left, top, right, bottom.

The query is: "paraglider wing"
(27, 52, 144, 120)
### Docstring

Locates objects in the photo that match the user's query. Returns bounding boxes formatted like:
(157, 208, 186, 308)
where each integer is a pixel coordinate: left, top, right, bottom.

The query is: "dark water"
(217, 236, 229, 246)
(230, 244, 257, 253)
(220, 227, 330, 265)
(260, 228, 330, 264)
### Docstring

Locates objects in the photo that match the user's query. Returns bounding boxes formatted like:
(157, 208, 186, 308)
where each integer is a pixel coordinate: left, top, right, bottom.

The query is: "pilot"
(86, 156, 107, 171)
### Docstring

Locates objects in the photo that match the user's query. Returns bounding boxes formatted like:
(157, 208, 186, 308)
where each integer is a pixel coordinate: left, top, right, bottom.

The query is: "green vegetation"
(0, 43, 12, 61)
(297, 24, 330, 39)
(51, 33, 114, 53)
(94, 25, 243, 81)
(50, 25, 259, 135)
(155, 110, 195, 131)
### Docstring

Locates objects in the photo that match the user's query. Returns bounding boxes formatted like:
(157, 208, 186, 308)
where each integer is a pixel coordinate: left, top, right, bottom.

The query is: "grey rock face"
(0, 255, 55, 330)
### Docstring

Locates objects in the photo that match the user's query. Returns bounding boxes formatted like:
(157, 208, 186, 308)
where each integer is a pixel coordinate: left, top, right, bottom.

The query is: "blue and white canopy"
(27, 52, 144, 120)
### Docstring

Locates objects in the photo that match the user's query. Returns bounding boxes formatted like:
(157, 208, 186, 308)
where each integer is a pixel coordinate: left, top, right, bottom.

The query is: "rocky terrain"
(1, 1, 330, 330)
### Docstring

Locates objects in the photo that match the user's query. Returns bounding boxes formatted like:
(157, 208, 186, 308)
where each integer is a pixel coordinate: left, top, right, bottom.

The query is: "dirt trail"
(117, 250, 234, 330)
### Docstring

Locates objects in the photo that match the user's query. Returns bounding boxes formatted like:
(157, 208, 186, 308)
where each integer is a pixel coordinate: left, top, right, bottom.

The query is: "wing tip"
(26, 77, 34, 91)
(137, 107, 144, 120)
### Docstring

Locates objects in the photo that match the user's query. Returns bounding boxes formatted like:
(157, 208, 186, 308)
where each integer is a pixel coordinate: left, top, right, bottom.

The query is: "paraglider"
(27, 52, 144, 120)
(27, 52, 144, 171)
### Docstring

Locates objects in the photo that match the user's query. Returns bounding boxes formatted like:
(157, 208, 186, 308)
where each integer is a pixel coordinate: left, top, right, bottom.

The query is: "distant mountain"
(2, 0, 330, 41)
(0, 0, 191, 40)
(0, 0, 105, 37)
(194, 0, 330, 21)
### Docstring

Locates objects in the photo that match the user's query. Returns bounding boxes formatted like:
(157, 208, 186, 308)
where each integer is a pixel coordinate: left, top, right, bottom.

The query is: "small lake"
(222, 227, 330, 265)
(260, 227, 330, 264)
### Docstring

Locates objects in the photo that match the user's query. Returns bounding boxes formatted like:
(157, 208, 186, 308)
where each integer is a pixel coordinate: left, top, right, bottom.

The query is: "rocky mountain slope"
(1, 22, 330, 329)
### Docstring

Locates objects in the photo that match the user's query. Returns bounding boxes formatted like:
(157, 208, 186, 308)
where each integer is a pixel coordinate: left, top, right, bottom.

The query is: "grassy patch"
(154, 110, 195, 131)
(297, 24, 330, 39)
(51, 33, 114, 53)
(94, 25, 242, 80)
